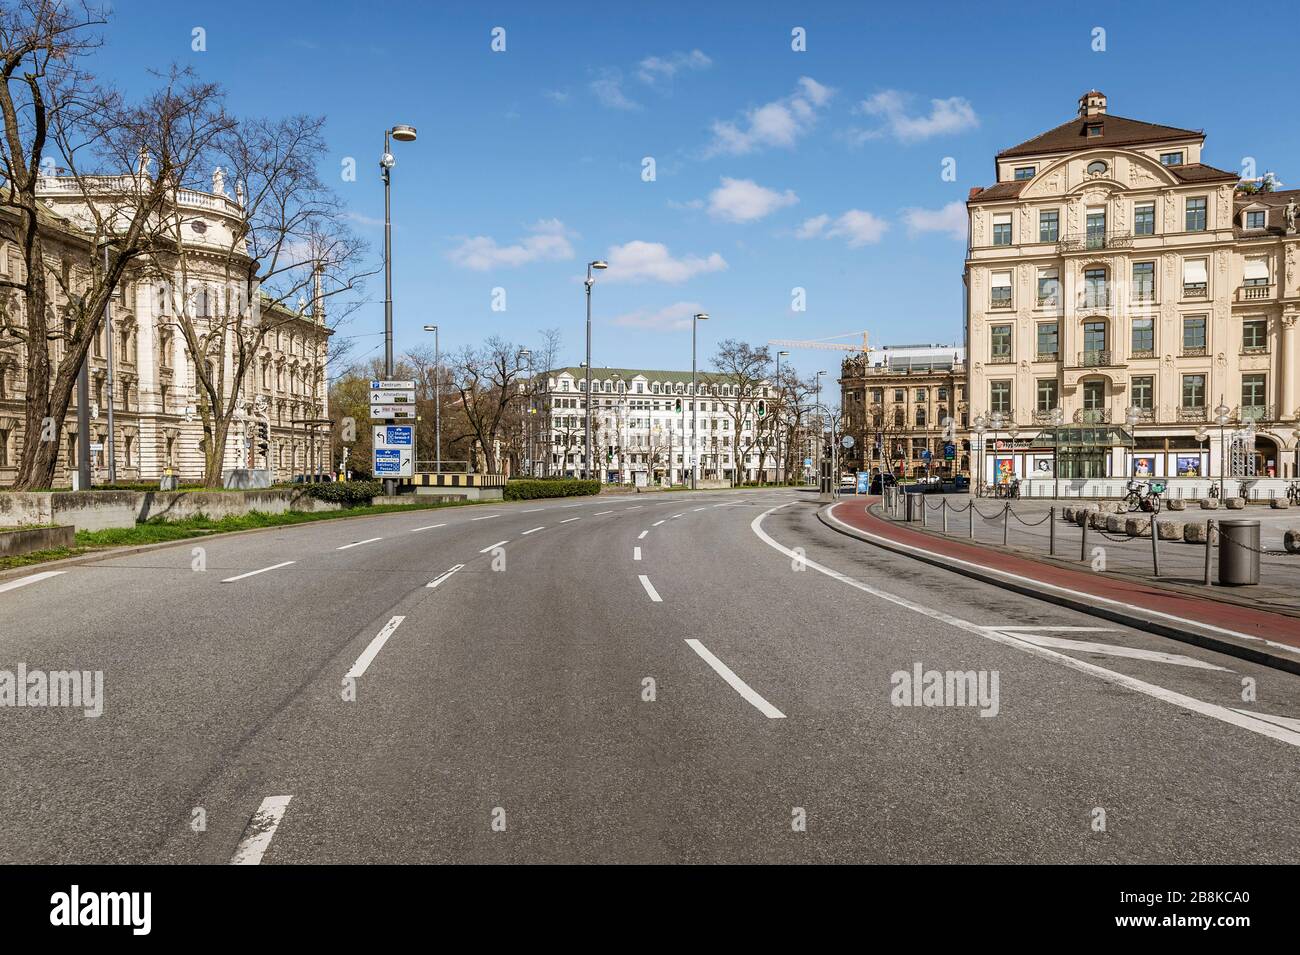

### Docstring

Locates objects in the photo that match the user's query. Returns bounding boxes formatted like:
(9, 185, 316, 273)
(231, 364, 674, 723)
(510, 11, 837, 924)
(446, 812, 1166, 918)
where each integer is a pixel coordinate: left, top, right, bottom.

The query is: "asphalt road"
(1, 488, 1298, 864)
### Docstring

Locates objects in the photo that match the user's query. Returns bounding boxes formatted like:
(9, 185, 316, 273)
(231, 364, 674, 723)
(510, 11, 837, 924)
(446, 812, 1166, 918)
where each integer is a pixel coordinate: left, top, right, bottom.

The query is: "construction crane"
(768, 331, 871, 353)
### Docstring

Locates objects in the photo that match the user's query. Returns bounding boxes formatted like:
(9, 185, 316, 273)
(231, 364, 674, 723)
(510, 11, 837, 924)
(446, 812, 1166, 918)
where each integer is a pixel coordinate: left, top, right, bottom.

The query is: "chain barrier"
(1008, 509, 1052, 527)
(973, 505, 1007, 522)
(1217, 532, 1296, 557)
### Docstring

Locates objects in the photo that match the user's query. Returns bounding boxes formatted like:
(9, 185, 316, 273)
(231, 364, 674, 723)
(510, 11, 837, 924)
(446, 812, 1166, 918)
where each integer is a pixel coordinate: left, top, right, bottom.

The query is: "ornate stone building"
(965, 91, 1299, 487)
(0, 172, 332, 486)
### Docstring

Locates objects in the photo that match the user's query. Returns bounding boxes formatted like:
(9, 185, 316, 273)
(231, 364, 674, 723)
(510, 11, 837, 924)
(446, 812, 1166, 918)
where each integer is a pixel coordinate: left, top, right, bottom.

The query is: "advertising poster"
(1176, 455, 1201, 477)
(995, 457, 1015, 485)
(1132, 454, 1156, 477)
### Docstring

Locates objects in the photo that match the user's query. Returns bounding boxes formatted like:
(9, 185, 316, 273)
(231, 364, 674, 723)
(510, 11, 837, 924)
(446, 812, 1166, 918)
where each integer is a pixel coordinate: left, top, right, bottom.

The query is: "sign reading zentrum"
(371, 381, 416, 476)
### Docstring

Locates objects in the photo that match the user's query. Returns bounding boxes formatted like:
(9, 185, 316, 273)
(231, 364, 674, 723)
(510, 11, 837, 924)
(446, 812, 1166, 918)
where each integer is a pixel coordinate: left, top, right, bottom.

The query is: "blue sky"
(92, 0, 1300, 379)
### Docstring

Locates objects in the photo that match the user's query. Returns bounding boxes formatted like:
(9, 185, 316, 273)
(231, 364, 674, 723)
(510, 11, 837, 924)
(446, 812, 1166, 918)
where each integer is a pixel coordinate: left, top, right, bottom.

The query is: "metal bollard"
(1203, 519, 1215, 586)
(1049, 506, 1056, 556)
(1151, 512, 1161, 577)
(1002, 504, 1009, 546)
(969, 501, 974, 539)
(921, 496, 928, 527)
(1080, 517, 1089, 562)
(942, 497, 948, 534)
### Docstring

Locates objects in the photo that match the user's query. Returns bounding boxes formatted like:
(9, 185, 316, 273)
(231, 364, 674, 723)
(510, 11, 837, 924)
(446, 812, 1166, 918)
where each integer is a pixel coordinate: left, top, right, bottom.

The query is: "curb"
(816, 502, 1300, 677)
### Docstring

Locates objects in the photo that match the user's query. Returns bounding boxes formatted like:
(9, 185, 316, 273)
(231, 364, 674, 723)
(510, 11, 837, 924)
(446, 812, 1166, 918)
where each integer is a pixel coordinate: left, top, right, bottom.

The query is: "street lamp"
(381, 123, 416, 494)
(1195, 425, 1209, 485)
(423, 324, 440, 473)
(584, 259, 608, 480)
(1050, 406, 1064, 499)
(775, 349, 789, 486)
(691, 312, 709, 489)
(520, 348, 532, 478)
(1214, 400, 1231, 499)
(973, 414, 987, 496)
(1125, 405, 1140, 478)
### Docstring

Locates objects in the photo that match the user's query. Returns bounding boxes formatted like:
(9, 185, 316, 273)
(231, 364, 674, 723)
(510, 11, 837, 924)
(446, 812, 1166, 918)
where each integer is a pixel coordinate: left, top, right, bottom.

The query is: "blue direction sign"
(944, 442, 957, 460)
(920, 448, 932, 460)
(373, 448, 409, 476)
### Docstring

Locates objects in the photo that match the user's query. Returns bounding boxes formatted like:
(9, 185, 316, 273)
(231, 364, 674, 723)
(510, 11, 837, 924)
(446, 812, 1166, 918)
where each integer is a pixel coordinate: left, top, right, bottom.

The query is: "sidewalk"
(821, 495, 1300, 674)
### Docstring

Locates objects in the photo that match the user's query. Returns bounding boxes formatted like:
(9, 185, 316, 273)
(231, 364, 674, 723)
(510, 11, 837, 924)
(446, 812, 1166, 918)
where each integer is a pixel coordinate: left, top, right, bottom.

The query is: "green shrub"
(304, 480, 383, 507)
(504, 478, 600, 501)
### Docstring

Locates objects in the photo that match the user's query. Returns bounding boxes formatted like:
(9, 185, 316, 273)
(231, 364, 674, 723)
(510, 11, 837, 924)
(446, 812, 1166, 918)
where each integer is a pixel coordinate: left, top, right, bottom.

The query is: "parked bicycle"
(993, 477, 1021, 499)
(1288, 481, 1300, 506)
(1123, 479, 1164, 514)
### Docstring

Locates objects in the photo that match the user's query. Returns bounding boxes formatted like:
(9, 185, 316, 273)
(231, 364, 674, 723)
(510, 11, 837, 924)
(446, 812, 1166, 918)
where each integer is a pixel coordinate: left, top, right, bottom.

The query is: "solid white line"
(522, 508, 545, 513)
(345, 615, 405, 679)
(522, 526, 544, 535)
(638, 575, 662, 602)
(0, 570, 66, 594)
(1231, 709, 1300, 733)
(671, 513, 684, 519)
(471, 515, 500, 521)
(561, 517, 581, 523)
(230, 795, 293, 865)
(221, 561, 296, 583)
(829, 503, 1300, 660)
(685, 639, 786, 719)
(426, 564, 464, 589)
(562, 503, 583, 508)
(634, 547, 642, 561)
(337, 537, 382, 550)
(626, 505, 643, 509)
(594, 510, 613, 515)
(693, 506, 707, 512)
(652, 520, 665, 527)
(409, 523, 446, 532)
(480, 540, 509, 553)
(638, 530, 648, 539)
(754, 503, 1300, 749)
(1004, 632, 1229, 671)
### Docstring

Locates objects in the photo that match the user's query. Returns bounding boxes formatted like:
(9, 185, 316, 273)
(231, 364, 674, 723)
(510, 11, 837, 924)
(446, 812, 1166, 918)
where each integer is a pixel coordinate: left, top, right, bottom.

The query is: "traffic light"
(674, 398, 682, 413)
(606, 445, 614, 462)
(757, 400, 766, 418)
(256, 420, 269, 458)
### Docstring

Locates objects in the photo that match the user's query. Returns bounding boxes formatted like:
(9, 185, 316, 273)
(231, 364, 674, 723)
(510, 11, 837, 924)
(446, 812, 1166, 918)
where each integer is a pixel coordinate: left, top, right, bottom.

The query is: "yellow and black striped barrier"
(401, 473, 507, 489)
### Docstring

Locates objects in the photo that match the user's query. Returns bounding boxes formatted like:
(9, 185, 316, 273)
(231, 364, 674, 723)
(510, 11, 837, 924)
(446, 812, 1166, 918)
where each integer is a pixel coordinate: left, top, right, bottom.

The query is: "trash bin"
(905, 491, 920, 522)
(1218, 519, 1260, 586)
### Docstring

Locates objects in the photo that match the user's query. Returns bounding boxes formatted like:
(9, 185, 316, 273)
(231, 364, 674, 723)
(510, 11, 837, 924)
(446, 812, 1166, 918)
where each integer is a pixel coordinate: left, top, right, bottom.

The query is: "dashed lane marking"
(684, 639, 786, 719)
(229, 795, 293, 865)
(638, 575, 662, 602)
(221, 561, 296, 583)
(427, 564, 464, 589)
(337, 537, 382, 550)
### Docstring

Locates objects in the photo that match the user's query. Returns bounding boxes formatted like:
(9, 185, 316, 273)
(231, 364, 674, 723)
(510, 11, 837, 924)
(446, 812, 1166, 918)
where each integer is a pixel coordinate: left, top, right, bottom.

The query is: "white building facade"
(534, 366, 778, 484)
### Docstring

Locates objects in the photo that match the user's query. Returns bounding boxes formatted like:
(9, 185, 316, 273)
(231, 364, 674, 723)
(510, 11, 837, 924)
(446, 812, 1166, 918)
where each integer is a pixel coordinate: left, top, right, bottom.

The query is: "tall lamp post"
(584, 260, 608, 480)
(423, 324, 440, 473)
(520, 348, 532, 477)
(1195, 425, 1209, 484)
(691, 312, 709, 489)
(1125, 405, 1140, 478)
(815, 370, 827, 489)
(381, 122, 417, 493)
(1050, 406, 1064, 499)
(973, 414, 987, 496)
(775, 349, 788, 485)
(1214, 400, 1231, 499)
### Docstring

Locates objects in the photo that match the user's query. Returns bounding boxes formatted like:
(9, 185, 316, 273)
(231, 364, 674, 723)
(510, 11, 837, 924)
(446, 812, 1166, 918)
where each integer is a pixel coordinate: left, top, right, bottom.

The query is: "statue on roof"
(1284, 197, 1298, 235)
(212, 166, 226, 197)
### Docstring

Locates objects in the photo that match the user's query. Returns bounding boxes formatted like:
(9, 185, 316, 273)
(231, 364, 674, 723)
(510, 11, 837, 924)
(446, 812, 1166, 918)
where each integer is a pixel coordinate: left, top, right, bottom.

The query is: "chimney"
(1078, 90, 1107, 117)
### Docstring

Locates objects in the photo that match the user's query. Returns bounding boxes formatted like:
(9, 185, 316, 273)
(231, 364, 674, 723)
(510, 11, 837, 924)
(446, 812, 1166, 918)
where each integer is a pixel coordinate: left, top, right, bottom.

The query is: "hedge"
(303, 480, 383, 507)
(504, 479, 600, 501)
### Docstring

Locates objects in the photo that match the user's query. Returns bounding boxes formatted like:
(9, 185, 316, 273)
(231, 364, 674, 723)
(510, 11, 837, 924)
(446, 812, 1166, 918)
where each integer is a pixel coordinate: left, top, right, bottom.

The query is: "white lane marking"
(638, 575, 662, 602)
(427, 564, 464, 589)
(522, 526, 544, 535)
(634, 547, 642, 561)
(594, 510, 613, 515)
(756, 504, 1300, 749)
(410, 523, 446, 532)
(829, 502, 1300, 660)
(684, 639, 786, 719)
(638, 530, 648, 540)
(671, 513, 684, 519)
(1231, 709, 1300, 733)
(562, 503, 583, 508)
(0, 570, 66, 594)
(522, 508, 545, 513)
(561, 517, 581, 523)
(345, 615, 406, 679)
(997, 631, 1229, 671)
(230, 795, 293, 865)
(471, 515, 500, 521)
(994, 626, 1113, 632)
(693, 506, 707, 512)
(221, 561, 296, 584)
(337, 537, 382, 550)
(627, 505, 643, 509)
(652, 520, 666, 527)
(480, 540, 509, 554)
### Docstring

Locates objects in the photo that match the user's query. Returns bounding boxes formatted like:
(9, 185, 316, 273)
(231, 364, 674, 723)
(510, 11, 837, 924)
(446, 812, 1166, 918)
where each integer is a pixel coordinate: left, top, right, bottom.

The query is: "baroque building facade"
(965, 91, 1299, 487)
(0, 171, 332, 487)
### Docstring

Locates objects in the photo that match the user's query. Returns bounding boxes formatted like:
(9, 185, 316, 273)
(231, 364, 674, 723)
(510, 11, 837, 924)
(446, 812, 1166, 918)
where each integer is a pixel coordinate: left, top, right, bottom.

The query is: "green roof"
(547, 366, 748, 386)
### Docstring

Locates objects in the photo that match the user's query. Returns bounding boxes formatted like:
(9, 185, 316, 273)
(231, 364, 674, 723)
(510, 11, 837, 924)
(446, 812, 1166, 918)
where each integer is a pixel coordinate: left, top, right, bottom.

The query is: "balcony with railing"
(1058, 232, 1133, 253)
(1076, 291, 1111, 311)
(1241, 344, 1269, 356)
(1074, 350, 1116, 368)
(1236, 283, 1275, 303)
(1177, 406, 1208, 422)
(986, 352, 1014, 364)
(1129, 348, 1156, 360)
(1239, 404, 1275, 422)
(1034, 351, 1059, 363)
(1180, 345, 1208, 358)
(1073, 408, 1110, 424)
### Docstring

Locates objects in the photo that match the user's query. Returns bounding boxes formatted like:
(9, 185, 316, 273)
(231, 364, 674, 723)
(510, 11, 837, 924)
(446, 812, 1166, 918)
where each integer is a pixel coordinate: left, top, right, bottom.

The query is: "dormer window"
(1014, 166, 1036, 180)
(1085, 123, 1103, 138)
(1160, 151, 1184, 166)
(1245, 210, 1267, 230)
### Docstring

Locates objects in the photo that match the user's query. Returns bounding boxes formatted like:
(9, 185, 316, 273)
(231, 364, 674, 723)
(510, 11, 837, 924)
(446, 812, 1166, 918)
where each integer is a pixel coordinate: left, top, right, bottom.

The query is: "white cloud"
(706, 177, 798, 223)
(590, 71, 640, 111)
(611, 301, 703, 331)
(543, 89, 571, 104)
(447, 219, 575, 271)
(706, 76, 834, 156)
(795, 210, 888, 247)
(794, 214, 830, 239)
(637, 49, 711, 85)
(901, 201, 968, 240)
(602, 240, 728, 283)
(853, 90, 979, 143)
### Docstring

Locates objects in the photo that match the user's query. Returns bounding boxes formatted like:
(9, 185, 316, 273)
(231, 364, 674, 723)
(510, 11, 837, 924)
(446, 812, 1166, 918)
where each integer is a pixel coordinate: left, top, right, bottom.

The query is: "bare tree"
(448, 336, 526, 474)
(0, 3, 230, 488)
(775, 366, 817, 482)
(710, 338, 772, 486)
